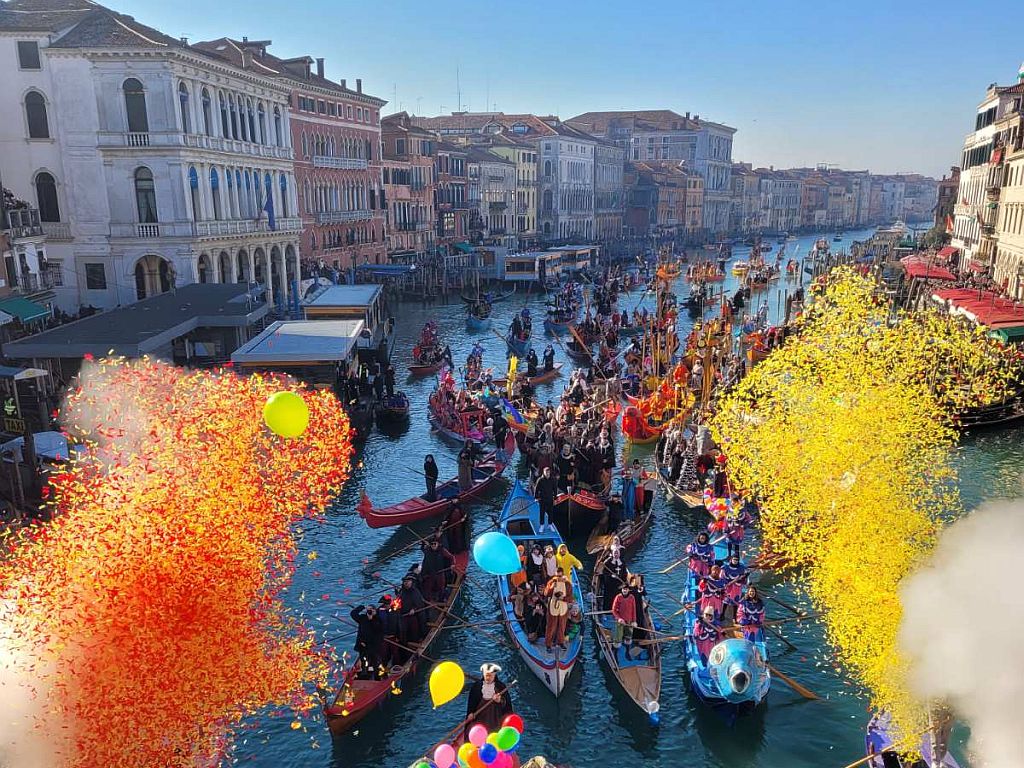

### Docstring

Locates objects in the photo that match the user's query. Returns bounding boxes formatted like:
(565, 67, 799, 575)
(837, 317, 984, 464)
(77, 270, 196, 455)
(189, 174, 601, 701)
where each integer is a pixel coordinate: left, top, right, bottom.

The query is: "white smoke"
(898, 501, 1024, 768)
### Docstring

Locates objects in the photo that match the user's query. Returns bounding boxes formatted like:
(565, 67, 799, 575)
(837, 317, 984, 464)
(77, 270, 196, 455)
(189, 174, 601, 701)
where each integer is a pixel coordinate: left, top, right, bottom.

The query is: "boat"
(409, 360, 444, 376)
(461, 285, 517, 303)
(493, 362, 564, 388)
(590, 553, 661, 722)
(551, 487, 607, 537)
(564, 338, 593, 366)
(347, 396, 375, 440)
(544, 310, 577, 334)
(834, 232, 844, 242)
(865, 712, 961, 768)
(731, 261, 749, 276)
(357, 453, 506, 528)
(496, 481, 584, 696)
(585, 492, 654, 555)
(680, 536, 770, 718)
(654, 435, 704, 509)
(428, 407, 488, 447)
(410, 324, 445, 375)
(323, 550, 470, 735)
(376, 392, 411, 422)
(621, 405, 663, 445)
(467, 304, 492, 331)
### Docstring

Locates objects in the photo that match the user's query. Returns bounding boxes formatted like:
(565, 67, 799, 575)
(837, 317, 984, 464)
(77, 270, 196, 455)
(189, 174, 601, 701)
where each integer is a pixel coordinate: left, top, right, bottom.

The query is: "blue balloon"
(479, 744, 498, 764)
(472, 531, 521, 575)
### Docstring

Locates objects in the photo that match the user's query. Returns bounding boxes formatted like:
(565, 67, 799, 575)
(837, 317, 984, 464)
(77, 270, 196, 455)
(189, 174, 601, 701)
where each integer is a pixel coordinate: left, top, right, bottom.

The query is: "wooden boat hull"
(493, 362, 563, 388)
(590, 552, 661, 722)
(497, 482, 583, 696)
(324, 552, 470, 735)
(428, 413, 486, 447)
(654, 436, 705, 509)
(552, 488, 607, 537)
(358, 455, 505, 528)
(376, 394, 410, 422)
(506, 335, 531, 356)
(544, 317, 572, 334)
(586, 500, 653, 556)
(409, 362, 443, 376)
(565, 347, 592, 366)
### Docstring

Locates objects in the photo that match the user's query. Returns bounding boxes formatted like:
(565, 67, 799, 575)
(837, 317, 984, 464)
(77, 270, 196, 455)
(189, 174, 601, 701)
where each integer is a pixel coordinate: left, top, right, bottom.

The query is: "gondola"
(680, 536, 770, 718)
(376, 392, 410, 422)
(347, 396, 375, 440)
(590, 552, 661, 723)
(564, 341, 593, 367)
(653, 434, 705, 509)
(467, 304, 492, 332)
(506, 331, 531, 357)
(551, 486, 607, 537)
(496, 481, 584, 696)
(543, 312, 576, 334)
(427, 408, 488, 447)
(461, 285, 517, 303)
(323, 551, 469, 735)
(493, 362, 564, 388)
(357, 453, 506, 528)
(409, 361, 444, 376)
(865, 712, 961, 768)
(585, 493, 654, 556)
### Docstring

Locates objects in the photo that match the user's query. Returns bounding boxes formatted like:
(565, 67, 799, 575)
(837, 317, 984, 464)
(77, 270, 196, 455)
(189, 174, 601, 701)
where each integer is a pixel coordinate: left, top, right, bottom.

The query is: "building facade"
(538, 120, 595, 241)
(465, 146, 515, 248)
(693, 120, 735, 235)
(0, 2, 303, 313)
(624, 160, 703, 243)
(991, 82, 1024, 297)
(594, 140, 625, 241)
(935, 167, 960, 230)
(434, 142, 469, 250)
(729, 163, 761, 234)
(487, 135, 539, 247)
(756, 172, 802, 233)
(380, 112, 435, 260)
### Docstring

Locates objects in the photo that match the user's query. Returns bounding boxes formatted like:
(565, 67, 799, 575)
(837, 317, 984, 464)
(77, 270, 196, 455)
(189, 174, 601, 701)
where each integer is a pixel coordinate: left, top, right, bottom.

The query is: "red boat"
(357, 454, 506, 528)
(324, 551, 469, 735)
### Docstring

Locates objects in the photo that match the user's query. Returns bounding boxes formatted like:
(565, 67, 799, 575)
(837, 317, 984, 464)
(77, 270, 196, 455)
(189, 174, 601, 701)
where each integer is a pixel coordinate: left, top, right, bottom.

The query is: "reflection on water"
(235, 228, 1017, 768)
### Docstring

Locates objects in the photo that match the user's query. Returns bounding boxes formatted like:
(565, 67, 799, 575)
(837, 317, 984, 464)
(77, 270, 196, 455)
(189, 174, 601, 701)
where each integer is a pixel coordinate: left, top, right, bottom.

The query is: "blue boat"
(506, 331, 531, 356)
(680, 537, 770, 718)
(866, 712, 961, 768)
(467, 312, 492, 331)
(496, 481, 584, 696)
(543, 313, 575, 334)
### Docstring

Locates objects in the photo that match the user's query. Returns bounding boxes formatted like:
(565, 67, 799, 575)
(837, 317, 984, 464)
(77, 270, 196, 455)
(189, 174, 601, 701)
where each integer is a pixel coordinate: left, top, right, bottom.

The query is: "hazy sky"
(118, 0, 1023, 178)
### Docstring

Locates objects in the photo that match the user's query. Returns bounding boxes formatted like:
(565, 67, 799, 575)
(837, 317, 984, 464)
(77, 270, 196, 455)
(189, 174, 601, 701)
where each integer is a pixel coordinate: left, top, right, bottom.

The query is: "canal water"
(238, 227, 1018, 768)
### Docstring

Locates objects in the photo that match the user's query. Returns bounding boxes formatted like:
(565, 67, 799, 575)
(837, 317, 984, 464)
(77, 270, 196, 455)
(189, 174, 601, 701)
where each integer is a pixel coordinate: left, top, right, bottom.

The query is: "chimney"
(242, 36, 248, 42)
(340, 78, 347, 90)
(356, 78, 362, 93)
(685, 111, 690, 119)
(180, 36, 188, 46)
(316, 57, 324, 78)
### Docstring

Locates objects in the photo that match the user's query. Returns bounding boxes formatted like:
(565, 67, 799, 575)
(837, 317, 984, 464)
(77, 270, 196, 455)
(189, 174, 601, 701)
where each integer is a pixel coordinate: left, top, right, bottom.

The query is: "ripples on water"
(235, 229, 1019, 768)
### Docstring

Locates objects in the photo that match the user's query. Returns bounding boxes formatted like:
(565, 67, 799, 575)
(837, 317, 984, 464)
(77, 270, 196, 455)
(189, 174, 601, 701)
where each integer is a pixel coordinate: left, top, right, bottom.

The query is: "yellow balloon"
(262, 391, 310, 438)
(428, 660, 465, 708)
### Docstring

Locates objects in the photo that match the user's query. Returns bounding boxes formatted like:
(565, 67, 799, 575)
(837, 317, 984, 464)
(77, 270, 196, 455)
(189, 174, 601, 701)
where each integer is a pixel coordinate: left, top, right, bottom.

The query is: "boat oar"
(657, 536, 727, 574)
(836, 728, 933, 768)
(764, 623, 799, 652)
(766, 662, 819, 700)
(759, 587, 805, 617)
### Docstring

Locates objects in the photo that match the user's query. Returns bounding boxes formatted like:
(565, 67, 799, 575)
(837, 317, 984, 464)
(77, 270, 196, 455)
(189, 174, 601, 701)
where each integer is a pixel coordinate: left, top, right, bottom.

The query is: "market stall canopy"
(0, 366, 48, 381)
(936, 246, 959, 260)
(0, 296, 49, 324)
(900, 255, 956, 281)
(0, 431, 78, 463)
(932, 288, 1024, 329)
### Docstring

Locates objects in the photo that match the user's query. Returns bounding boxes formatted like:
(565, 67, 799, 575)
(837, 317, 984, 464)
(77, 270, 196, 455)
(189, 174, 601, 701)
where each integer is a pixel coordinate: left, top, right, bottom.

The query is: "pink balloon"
(434, 744, 456, 768)
(468, 725, 489, 747)
(493, 752, 512, 768)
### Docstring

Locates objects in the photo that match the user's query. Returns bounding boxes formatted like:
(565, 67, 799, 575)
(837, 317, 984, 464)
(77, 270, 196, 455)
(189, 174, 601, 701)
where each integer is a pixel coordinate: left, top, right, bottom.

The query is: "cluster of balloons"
(263, 390, 310, 438)
(428, 660, 466, 707)
(472, 531, 520, 576)
(417, 714, 526, 768)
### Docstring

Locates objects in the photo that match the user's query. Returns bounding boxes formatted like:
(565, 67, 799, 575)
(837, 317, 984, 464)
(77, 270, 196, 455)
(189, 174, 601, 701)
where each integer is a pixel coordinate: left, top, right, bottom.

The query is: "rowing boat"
(544, 315, 574, 334)
(680, 537, 770, 718)
(551, 487, 607, 537)
(497, 481, 584, 696)
(590, 552, 661, 723)
(467, 312, 492, 331)
(428, 411, 487, 447)
(865, 712, 960, 768)
(376, 392, 410, 422)
(461, 285, 517, 303)
(621, 405, 663, 445)
(324, 550, 469, 735)
(493, 362, 564, 387)
(357, 454, 506, 528)
(654, 434, 705, 509)
(585, 496, 654, 556)
(564, 343, 592, 366)
(506, 332, 531, 357)
(409, 361, 444, 377)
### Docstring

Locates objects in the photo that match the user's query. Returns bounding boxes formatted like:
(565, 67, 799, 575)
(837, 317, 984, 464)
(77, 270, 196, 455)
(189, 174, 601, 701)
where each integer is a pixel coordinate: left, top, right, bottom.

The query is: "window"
(45, 260, 63, 287)
(35, 172, 59, 221)
(219, 94, 229, 136)
(273, 107, 282, 146)
(25, 91, 48, 139)
(123, 78, 148, 132)
(247, 99, 256, 142)
(396, 138, 406, 155)
(188, 166, 200, 220)
(229, 95, 239, 139)
(317, 100, 326, 114)
(17, 41, 41, 70)
(210, 168, 222, 220)
(201, 89, 212, 135)
(279, 173, 288, 217)
(85, 263, 107, 290)
(178, 83, 191, 133)
(134, 167, 158, 223)
(257, 104, 266, 143)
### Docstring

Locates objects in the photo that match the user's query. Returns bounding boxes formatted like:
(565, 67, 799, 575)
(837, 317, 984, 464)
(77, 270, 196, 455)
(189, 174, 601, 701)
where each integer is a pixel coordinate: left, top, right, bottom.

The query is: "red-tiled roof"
(567, 110, 700, 134)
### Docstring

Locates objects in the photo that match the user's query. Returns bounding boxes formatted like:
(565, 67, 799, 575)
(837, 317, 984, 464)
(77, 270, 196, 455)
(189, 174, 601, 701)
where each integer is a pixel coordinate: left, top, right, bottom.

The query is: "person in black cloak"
(464, 663, 514, 738)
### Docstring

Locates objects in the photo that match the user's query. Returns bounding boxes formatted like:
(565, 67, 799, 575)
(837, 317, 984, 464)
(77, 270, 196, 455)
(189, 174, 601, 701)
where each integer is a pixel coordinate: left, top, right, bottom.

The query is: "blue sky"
(120, 0, 1023, 178)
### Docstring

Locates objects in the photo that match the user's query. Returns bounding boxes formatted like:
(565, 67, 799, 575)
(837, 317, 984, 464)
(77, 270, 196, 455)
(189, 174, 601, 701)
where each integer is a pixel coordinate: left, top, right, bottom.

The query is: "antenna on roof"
(456, 65, 462, 112)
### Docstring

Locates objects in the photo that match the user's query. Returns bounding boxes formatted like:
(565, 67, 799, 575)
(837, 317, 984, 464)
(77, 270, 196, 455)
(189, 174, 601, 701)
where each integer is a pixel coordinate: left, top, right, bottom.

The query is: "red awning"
(900, 255, 956, 282)
(937, 246, 959, 259)
(932, 288, 1024, 327)
(969, 260, 989, 274)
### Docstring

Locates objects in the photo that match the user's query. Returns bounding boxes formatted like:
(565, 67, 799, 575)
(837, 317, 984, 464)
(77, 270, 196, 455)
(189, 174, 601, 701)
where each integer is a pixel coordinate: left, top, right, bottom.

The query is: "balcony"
(315, 210, 373, 224)
(41, 221, 71, 241)
(312, 155, 369, 170)
(110, 221, 189, 238)
(4, 209, 44, 239)
(180, 132, 293, 160)
(195, 217, 302, 236)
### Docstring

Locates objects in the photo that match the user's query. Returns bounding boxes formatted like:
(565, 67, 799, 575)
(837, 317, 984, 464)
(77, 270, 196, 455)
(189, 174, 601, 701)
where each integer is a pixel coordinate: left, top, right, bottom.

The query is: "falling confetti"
(0, 357, 354, 767)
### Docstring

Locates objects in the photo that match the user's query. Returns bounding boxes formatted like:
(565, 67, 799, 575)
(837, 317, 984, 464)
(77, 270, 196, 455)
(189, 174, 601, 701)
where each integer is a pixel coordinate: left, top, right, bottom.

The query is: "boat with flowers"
(409, 321, 445, 376)
(428, 370, 489, 446)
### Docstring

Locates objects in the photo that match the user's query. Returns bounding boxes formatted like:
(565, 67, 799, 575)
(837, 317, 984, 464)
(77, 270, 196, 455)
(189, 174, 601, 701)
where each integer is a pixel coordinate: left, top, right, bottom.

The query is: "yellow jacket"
(556, 548, 583, 576)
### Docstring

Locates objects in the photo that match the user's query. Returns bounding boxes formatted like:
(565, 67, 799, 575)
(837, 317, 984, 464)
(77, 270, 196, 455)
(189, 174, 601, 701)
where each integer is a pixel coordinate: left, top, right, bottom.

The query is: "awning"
(937, 246, 959, 259)
(454, 242, 475, 254)
(989, 325, 1024, 343)
(0, 311, 13, 327)
(969, 260, 989, 274)
(0, 366, 48, 381)
(900, 255, 956, 282)
(0, 297, 49, 324)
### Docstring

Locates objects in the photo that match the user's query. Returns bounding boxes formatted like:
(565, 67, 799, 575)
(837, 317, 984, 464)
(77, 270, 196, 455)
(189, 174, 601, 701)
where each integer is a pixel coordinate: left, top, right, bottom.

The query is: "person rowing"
(735, 585, 765, 641)
(465, 663, 514, 738)
(699, 563, 727, 618)
(693, 604, 722, 665)
(686, 531, 715, 578)
(720, 553, 749, 615)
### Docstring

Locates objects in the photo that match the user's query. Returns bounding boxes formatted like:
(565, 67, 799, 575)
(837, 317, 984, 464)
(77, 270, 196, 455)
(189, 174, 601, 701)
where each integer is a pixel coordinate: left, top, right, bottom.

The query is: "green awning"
(989, 325, 1024, 343)
(455, 242, 474, 254)
(0, 297, 50, 323)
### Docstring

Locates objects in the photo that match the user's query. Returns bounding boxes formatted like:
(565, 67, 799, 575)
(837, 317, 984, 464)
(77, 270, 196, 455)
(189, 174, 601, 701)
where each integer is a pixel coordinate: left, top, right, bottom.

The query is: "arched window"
(544, 160, 552, 177)
(134, 167, 157, 223)
(188, 166, 200, 221)
(178, 83, 191, 133)
(229, 95, 239, 139)
(238, 97, 248, 141)
(273, 106, 282, 146)
(279, 173, 288, 217)
(244, 171, 252, 217)
(257, 103, 266, 144)
(201, 89, 212, 136)
(246, 99, 256, 143)
(219, 93, 229, 136)
(35, 172, 59, 221)
(123, 78, 148, 132)
(301, 132, 307, 157)
(25, 91, 49, 139)
(210, 168, 222, 220)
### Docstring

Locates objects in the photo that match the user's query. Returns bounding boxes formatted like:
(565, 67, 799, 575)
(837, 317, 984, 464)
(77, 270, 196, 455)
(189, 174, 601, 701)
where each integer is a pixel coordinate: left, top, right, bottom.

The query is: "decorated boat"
(621, 405, 663, 445)
(865, 712, 960, 768)
(731, 261, 749, 276)
(410, 322, 445, 375)
(493, 362, 564, 388)
(590, 553, 661, 723)
(376, 392, 411, 422)
(551, 486, 607, 537)
(680, 537, 770, 718)
(654, 434, 705, 509)
(497, 481, 584, 696)
(324, 550, 469, 735)
(585, 489, 654, 555)
(357, 453, 506, 528)
(428, 372, 489, 446)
